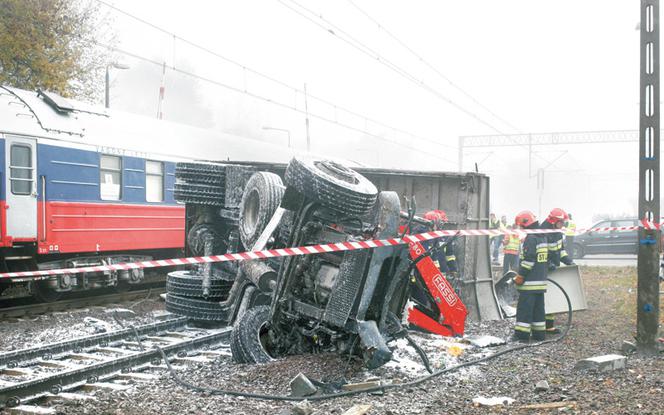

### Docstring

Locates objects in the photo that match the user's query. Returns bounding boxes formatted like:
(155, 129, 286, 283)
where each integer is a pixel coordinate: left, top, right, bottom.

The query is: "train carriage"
(0, 85, 294, 300)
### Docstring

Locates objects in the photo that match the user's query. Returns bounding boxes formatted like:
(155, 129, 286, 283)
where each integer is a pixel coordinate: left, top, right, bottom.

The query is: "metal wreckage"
(166, 157, 584, 369)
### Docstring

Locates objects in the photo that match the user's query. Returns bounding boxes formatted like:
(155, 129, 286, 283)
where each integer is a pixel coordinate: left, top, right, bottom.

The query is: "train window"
(10, 145, 33, 195)
(145, 160, 164, 202)
(100, 154, 122, 200)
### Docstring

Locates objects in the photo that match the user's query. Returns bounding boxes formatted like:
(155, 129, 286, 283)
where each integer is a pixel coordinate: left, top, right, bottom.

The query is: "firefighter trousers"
(514, 291, 546, 341)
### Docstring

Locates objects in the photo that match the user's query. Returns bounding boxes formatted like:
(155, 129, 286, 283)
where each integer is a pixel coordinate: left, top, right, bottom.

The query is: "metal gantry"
(637, 0, 661, 354)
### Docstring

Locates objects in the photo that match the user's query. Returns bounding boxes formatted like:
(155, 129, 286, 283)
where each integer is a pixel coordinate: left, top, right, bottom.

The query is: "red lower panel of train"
(29, 201, 186, 254)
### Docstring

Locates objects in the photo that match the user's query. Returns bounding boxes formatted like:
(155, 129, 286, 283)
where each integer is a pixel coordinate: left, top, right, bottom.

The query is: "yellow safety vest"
(503, 233, 520, 254)
(565, 221, 577, 236)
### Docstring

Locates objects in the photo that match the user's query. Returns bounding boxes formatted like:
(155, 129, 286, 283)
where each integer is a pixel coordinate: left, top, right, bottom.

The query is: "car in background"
(572, 218, 638, 258)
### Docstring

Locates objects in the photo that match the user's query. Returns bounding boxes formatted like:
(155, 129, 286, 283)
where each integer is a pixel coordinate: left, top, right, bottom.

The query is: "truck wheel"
(572, 243, 585, 259)
(285, 158, 377, 216)
(166, 271, 234, 300)
(239, 172, 284, 249)
(165, 293, 229, 322)
(230, 305, 273, 364)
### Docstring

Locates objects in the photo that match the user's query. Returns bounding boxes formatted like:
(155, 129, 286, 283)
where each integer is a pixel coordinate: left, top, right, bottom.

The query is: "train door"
(5, 136, 37, 240)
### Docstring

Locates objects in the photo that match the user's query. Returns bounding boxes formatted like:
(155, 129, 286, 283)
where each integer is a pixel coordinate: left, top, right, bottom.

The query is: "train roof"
(0, 85, 297, 163)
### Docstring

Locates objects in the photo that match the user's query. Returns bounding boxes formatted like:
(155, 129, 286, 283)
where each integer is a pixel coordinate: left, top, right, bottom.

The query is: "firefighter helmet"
(424, 210, 448, 223)
(515, 211, 537, 228)
(547, 208, 568, 224)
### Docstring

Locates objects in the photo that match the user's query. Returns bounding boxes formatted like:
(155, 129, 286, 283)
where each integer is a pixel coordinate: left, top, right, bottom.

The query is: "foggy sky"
(105, 0, 643, 228)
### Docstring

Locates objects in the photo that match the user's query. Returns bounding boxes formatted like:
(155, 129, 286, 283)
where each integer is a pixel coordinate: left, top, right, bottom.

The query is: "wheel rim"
(315, 160, 359, 185)
(243, 189, 261, 236)
(257, 320, 275, 359)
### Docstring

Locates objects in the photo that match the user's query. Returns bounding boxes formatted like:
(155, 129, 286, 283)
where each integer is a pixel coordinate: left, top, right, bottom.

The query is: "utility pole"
(637, 0, 661, 354)
(304, 83, 311, 152)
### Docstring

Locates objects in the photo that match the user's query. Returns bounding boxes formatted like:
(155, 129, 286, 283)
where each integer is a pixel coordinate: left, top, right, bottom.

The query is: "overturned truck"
(166, 158, 500, 368)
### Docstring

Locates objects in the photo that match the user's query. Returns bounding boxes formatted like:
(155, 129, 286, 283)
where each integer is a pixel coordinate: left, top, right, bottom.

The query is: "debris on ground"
(289, 373, 317, 397)
(82, 317, 113, 333)
(472, 396, 514, 406)
(340, 404, 372, 415)
(574, 354, 627, 372)
(534, 380, 550, 391)
(291, 400, 313, 415)
(464, 334, 506, 348)
(341, 380, 382, 392)
(2, 266, 662, 414)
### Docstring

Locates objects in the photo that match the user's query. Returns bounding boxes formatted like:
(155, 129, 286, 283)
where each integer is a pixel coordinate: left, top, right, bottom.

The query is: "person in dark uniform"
(540, 208, 575, 334)
(512, 210, 548, 343)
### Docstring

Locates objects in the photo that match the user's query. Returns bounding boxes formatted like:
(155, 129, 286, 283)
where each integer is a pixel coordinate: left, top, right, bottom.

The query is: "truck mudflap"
(495, 265, 587, 317)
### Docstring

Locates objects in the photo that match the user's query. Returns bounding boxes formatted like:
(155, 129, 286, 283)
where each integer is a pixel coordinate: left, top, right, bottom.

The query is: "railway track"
(0, 317, 230, 411)
(0, 287, 166, 319)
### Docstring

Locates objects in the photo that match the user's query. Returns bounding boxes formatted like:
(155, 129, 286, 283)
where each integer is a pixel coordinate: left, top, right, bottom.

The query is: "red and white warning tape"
(0, 221, 655, 280)
(0, 227, 562, 280)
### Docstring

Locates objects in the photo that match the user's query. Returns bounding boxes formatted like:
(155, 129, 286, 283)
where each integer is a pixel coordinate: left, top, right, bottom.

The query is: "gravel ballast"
(3, 266, 662, 414)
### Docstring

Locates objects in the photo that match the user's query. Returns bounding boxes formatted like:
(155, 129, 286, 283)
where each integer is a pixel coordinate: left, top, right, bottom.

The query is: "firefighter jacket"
(503, 232, 521, 255)
(517, 225, 548, 293)
(540, 220, 574, 266)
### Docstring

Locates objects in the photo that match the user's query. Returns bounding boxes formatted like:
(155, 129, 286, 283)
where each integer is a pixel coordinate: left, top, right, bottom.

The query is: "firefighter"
(565, 213, 577, 260)
(512, 210, 548, 342)
(502, 224, 521, 276)
(421, 210, 458, 278)
(540, 207, 575, 334)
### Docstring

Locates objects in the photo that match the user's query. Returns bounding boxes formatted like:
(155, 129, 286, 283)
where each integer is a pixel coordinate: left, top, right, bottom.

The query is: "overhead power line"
(93, 41, 457, 165)
(95, 0, 453, 151)
(278, 0, 563, 169)
(279, 0, 509, 136)
(346, 0, 522, 134)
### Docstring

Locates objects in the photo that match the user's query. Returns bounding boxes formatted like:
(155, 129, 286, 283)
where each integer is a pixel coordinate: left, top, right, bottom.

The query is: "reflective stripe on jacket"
(518, 231, 548, 293)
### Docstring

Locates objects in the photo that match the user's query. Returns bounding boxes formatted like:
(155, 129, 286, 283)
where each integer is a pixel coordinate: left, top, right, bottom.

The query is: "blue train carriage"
(0, 86, 294, 301)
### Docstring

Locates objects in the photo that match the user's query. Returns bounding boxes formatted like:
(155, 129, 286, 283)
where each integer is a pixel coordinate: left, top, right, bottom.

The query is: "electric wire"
(278, 0, 560, 167)
(95, 0, 455, 151)
(156, 277, 573, 401)
(93, 41, 456, 165)
(279, 0, 510, 136)
(346, 0, 523, 134)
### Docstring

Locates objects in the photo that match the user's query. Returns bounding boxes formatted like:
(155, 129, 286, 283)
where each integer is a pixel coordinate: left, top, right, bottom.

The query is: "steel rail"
(0, 327, 230, 408)
(0, 317, 187, 367)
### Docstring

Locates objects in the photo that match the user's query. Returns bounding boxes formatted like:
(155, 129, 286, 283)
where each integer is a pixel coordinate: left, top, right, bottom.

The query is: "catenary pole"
(637, 0, 661, 354)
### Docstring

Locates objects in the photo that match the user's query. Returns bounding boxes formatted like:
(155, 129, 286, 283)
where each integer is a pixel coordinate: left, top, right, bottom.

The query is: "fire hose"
(154, 277, 572, 401)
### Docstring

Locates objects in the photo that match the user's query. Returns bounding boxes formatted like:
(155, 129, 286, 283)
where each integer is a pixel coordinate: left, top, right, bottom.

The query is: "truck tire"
(229, 305, 273, 364)
(230, 323, 249, 363)
(284, 158, 377, 216)
(239, 172, 284, 249)
(165, 294, 228, 322)
(166, 271, 234, 299)
(176, 162, 227, 185)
